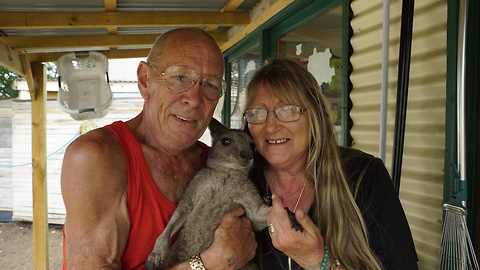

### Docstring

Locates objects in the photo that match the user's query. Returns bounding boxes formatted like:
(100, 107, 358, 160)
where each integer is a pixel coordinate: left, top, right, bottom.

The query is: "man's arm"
(61, 130, 130, 269)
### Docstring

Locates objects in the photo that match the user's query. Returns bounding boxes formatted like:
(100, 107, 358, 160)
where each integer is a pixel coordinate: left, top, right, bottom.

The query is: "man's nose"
(181, 79, 204, 106)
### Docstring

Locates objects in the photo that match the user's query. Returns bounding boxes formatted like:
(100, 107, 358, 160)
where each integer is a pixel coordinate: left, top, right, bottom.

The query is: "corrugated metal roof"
(0, 0, 259, 12)
(0, 0, 266, 65)
(0, 0, 106, 12)
(117, 0, 259, 12)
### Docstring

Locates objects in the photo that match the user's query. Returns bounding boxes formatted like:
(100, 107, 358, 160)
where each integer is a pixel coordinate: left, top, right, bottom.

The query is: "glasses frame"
(243, 105, 307, 124)
(147, 61, 226, 101)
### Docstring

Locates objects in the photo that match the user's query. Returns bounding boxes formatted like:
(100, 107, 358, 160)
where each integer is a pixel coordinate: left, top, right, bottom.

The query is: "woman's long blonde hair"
(244, 59, 382, 270)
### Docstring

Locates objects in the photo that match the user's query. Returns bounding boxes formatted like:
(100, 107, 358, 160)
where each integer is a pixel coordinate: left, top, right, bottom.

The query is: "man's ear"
(137, 61, 150, 100)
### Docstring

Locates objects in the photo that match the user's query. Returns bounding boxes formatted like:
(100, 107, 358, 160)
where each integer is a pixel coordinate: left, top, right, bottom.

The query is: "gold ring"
(268, 224, 275, 234)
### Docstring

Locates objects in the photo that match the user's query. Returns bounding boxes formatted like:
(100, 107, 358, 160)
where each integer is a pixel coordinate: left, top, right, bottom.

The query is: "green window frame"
(223, 0, 350, 145)
(444, 0, 479, 241)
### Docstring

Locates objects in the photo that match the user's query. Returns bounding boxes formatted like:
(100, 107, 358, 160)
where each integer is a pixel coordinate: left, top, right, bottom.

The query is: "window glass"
(278, 5, 343, 139)
(229, 48, 261, 129)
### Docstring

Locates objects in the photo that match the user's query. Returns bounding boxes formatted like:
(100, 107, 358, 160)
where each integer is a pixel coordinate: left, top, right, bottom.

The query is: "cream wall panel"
(350, 0, 447, 269)
(0, 108, 13, 212)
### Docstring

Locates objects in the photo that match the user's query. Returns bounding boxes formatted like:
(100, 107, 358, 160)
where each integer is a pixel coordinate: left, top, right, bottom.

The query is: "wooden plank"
(1, 32, 227, 51)
(0, 108, 12, 117)
(205, 0, 245, 32)
(220, 0, 245, 12)
(0, 12, 249, 29)
(221, 0, 295, 52)
(31, 62, 48, 270)
(0, 40, 24, 77)
(104, 0, 118, 36)
(104, 0, 117, 12)
(20, 55, 36, 101)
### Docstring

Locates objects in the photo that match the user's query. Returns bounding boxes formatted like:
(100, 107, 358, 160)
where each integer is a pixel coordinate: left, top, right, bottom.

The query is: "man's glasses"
(147, 62, 226, 101)
(243, 105, 307, 124)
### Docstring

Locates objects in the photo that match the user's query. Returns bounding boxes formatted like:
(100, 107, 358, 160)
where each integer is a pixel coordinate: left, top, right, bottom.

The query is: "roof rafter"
(0, 40, 24, 76)
(205, 0, 245, 32)
(0, 33, 227, 51)
(104, 0, 118, 35)
(104, 0, 117, 12)
(0, 12, 250, 29)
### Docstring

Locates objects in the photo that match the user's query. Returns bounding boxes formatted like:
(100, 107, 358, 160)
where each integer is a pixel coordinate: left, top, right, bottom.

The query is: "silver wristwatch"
(189, 253, 206, 270)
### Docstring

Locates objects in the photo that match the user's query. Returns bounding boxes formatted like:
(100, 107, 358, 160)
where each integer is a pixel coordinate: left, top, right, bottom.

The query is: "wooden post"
(31, 62, 48, 270)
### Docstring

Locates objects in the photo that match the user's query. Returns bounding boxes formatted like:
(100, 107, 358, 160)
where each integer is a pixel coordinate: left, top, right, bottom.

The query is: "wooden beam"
(104, 0, 118, 35)
(104, 0, 117, 12)
(0, 33, 227, 51)
(20, 55, 36, 100)
(31, 62, 48, 270)
(0, 40, 25, 76)
(26, 48, 151, 63)
(219, 0, 245, 12)
(0, 12, 249, 29)
(221, 0, 295, 52)
(205, 0, 245, 32)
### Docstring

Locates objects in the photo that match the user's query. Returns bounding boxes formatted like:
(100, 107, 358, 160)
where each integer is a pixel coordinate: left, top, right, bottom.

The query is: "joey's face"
(211, 130, 255, 170)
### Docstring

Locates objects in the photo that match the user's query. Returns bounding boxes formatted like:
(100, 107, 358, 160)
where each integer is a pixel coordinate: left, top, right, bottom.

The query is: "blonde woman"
(243, 59, 418, 269)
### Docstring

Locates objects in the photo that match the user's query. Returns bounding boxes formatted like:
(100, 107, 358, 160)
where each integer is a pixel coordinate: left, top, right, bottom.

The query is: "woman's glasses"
(148, 62, 226, 101)
(243, 105, 307, 124)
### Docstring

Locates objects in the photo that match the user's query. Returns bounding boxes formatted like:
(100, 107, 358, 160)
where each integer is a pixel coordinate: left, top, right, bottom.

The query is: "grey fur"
(146, 118, 269, 270)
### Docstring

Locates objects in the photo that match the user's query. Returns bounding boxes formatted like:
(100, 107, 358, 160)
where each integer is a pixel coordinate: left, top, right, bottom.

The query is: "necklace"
(269, 178, 307, 199)
(292, 179, 306, 213)
(288, 180, 307, 270)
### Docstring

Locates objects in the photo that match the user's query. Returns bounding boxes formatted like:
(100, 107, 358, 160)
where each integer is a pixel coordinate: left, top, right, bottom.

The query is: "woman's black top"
(251, 147, 418, 270)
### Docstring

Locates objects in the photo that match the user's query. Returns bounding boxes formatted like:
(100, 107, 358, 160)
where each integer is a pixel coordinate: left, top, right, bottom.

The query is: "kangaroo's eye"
(221, 138, 231, 146)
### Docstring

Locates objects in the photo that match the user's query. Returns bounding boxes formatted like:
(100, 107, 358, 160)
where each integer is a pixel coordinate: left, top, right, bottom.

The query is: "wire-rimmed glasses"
(147, 62, 226, 101)
(243, 105, 307, 124)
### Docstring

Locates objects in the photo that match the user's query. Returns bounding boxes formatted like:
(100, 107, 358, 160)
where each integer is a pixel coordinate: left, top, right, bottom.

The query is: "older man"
(61, 28, 257, 270)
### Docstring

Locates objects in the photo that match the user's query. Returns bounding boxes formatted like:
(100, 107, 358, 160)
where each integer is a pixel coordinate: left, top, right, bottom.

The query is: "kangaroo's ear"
(209, 117, 227, 140)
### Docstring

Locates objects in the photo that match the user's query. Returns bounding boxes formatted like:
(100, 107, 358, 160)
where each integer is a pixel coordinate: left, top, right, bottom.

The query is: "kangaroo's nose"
(240, 151, 253, 160)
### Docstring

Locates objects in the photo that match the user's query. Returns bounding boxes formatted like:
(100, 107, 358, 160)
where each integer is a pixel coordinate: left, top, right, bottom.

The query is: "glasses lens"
(202, 76, 224, 101)
(275, 105, 301, 122)
(163, 66, 196, 92)
(244, 108, 267, 124)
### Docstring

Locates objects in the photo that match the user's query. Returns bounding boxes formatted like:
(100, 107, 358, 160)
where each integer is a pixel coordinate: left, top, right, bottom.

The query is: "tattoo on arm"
(67, 233, 95, 267)
(227, 255, 235, 267)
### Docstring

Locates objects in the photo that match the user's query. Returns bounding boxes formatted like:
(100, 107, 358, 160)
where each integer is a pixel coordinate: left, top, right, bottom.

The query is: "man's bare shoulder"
(66, 126, 123, 162)
(61, 126, 127, 190)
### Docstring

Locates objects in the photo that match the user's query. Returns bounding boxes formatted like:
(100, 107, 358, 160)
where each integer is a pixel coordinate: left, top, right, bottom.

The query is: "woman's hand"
(267, 194, 325, 268)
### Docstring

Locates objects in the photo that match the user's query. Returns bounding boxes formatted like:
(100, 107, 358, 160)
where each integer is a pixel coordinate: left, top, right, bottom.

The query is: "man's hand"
(200, 207, 257, 270)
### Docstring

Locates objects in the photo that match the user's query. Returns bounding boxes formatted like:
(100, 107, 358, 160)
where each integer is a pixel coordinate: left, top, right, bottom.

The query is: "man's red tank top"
(62, 121, 209, 269)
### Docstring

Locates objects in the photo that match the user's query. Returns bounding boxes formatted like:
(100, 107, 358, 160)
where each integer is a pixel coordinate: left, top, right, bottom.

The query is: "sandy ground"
(0, 222, 63, 269)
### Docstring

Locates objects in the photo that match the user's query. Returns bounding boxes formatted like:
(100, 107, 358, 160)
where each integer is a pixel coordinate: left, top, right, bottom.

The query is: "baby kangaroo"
(146, 118, 270, 270)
